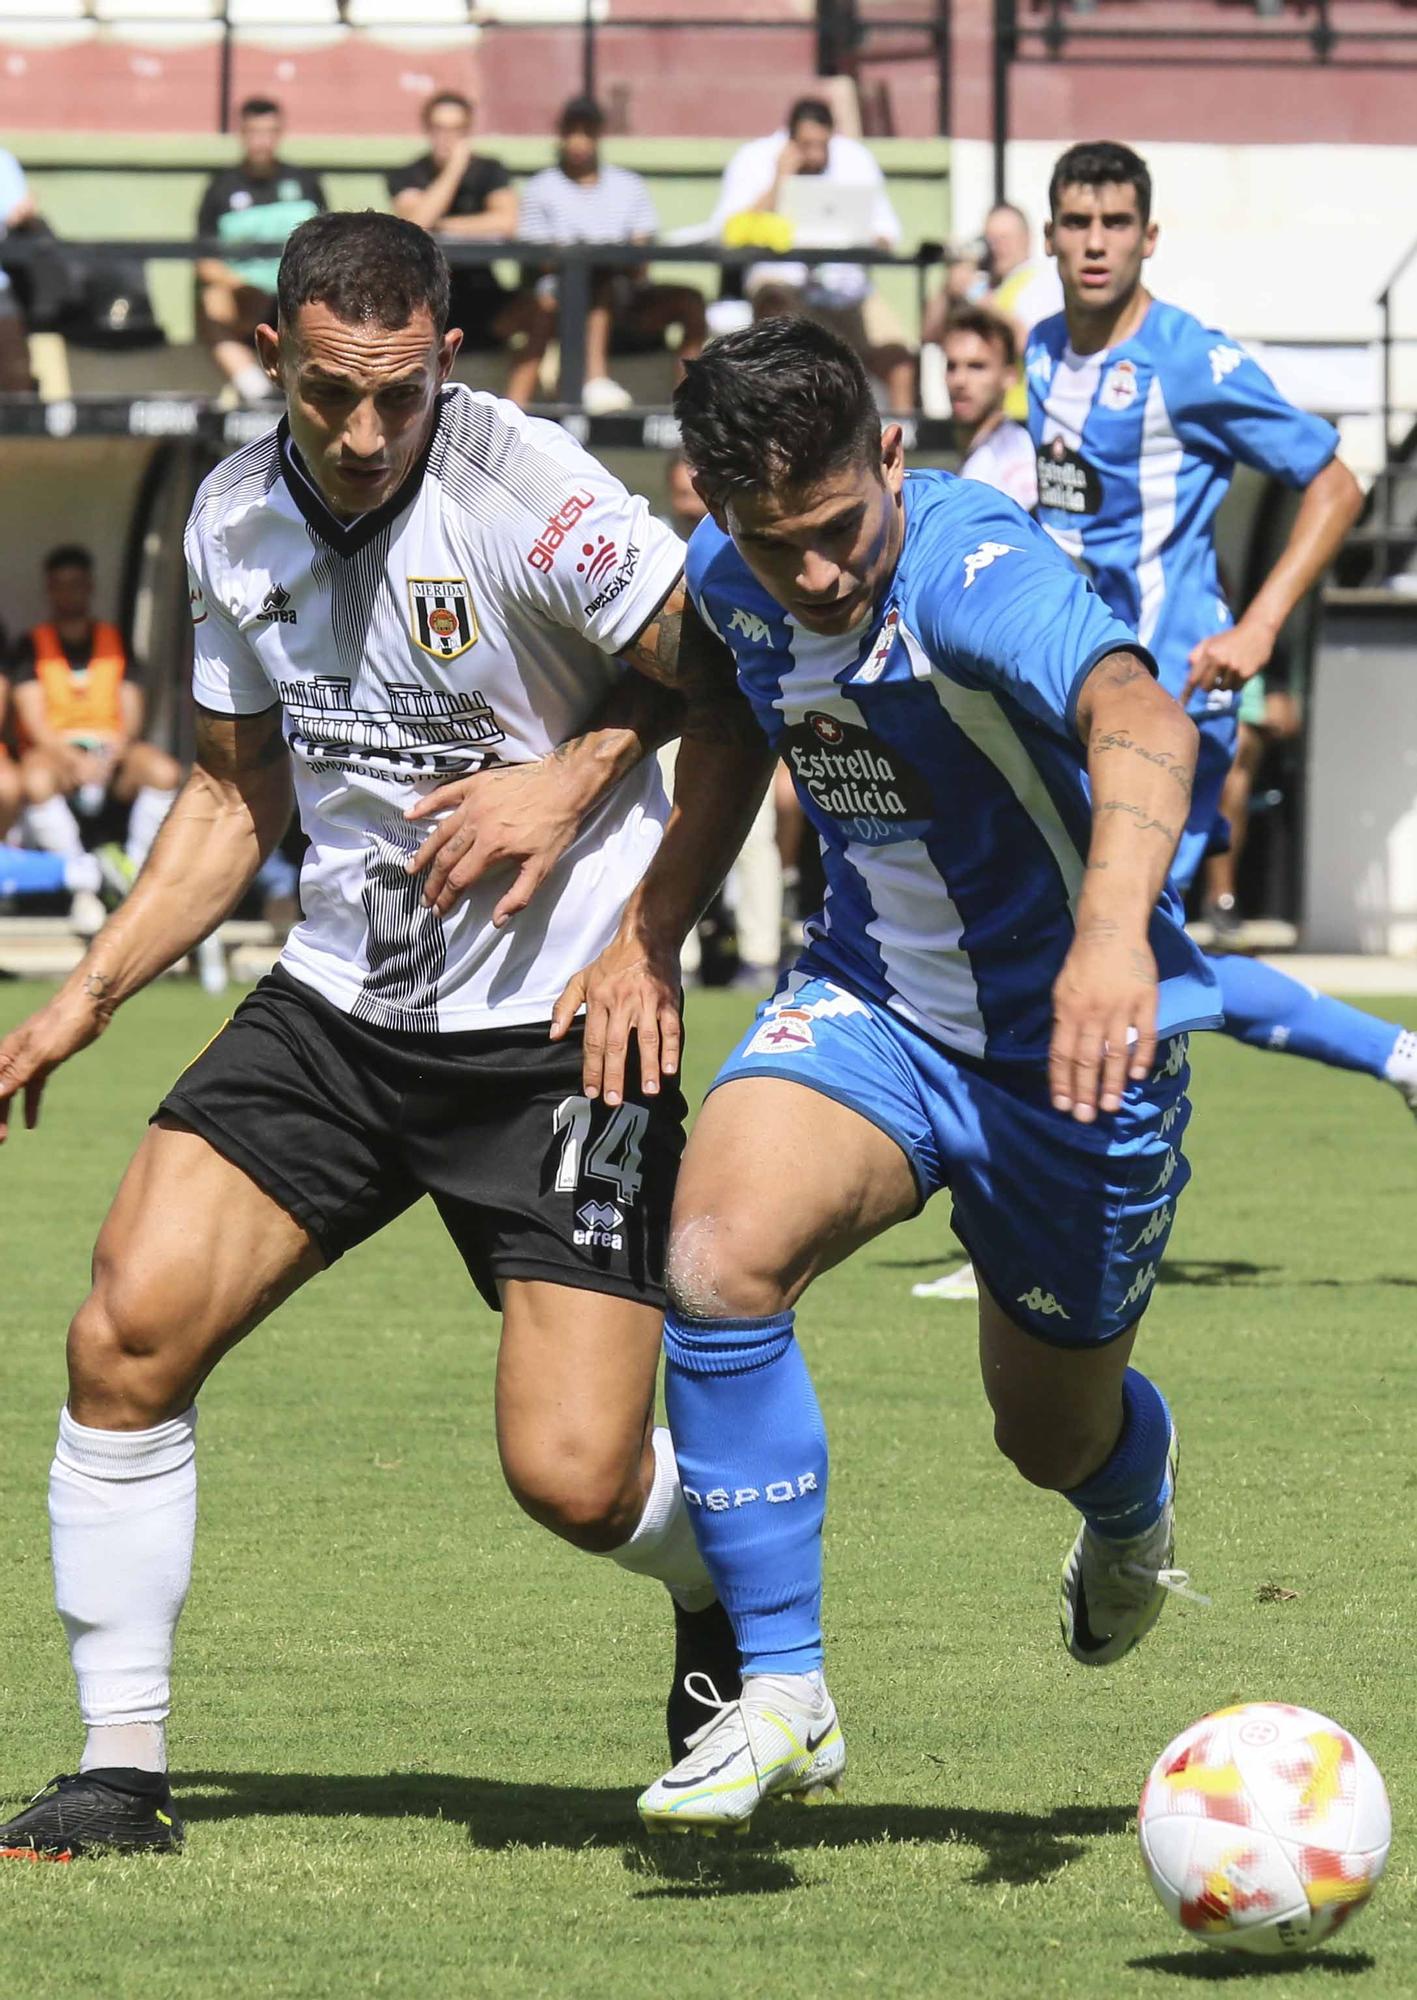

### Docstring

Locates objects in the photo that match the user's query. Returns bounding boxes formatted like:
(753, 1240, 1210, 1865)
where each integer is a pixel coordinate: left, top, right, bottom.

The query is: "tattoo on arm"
(1092, 728, 1193, 801)
(194, 702, 287, 781)
(1095, 649, 1152, 689)
(1098, 798, 1178, 841)
(625, 581, 762, 749)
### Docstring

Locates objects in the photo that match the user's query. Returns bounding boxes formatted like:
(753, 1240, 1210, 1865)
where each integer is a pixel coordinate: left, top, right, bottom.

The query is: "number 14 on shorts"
(552, 1094, 649, 1205)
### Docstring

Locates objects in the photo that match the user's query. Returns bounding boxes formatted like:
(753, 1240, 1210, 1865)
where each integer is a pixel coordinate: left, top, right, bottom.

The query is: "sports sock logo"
(682, 1473, 819, 1510)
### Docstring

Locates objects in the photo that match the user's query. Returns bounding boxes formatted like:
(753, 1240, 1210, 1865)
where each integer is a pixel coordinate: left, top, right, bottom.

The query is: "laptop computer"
(777, 176, 877, 248)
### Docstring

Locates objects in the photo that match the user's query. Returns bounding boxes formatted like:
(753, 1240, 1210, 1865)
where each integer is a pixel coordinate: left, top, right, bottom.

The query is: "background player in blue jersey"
(1028, 140, 1417, 1115)
(554, 319, 1219, 1832)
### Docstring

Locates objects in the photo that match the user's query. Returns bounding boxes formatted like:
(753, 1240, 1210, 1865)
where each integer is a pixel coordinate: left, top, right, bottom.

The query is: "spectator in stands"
(195, 98, 326, 405)
(0, 145, 37, 392)
(709, 97, 914, 414)
(388, 90, 524, 356)
(10, 545, 181, 896)
(943, 306, 1038, 511)
(925, 202, 1061, 419)
(509, 96, 706, 414)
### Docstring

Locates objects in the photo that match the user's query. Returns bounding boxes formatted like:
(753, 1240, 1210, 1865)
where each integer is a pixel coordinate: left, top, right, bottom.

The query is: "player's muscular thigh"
(667, 1080, 917, 1319)
(67, 1118, 322, 1429)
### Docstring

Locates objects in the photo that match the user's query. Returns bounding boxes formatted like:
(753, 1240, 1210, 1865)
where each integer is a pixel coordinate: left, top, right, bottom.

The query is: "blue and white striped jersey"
(686, 471, 1219, 1064)
(1025, 299, 1338, 709)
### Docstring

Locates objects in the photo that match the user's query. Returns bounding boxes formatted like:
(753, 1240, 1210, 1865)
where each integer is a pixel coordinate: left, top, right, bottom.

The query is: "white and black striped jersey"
(185, 384, 685, 1032)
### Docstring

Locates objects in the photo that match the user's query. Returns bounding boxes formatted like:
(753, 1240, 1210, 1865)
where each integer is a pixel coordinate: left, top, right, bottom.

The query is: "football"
(1137, 1704, 1392, 1956)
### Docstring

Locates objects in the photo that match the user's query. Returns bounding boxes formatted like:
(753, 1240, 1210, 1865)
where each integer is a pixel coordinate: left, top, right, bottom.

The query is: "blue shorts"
(1172, 703, 1238, 894)
(711, 969, 1193, 1347)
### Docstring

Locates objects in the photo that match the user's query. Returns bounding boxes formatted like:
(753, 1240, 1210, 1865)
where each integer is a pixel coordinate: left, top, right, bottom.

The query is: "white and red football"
(1138, 1703, 1391, 1956)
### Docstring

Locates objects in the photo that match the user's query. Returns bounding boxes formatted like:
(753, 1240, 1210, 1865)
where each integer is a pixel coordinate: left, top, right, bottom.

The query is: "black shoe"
(0, 1768, 184, 1859)
(1203, 894, 1243, 947)
(667, 1598, 743, 1762)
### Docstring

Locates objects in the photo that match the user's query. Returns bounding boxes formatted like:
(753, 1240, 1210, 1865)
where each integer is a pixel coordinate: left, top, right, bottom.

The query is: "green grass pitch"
(1, 977, 1414, 1998)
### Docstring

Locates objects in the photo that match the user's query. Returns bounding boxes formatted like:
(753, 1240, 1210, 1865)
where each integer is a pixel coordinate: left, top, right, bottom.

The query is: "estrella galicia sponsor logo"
(408, 577, 478, 659)
(574, 1199, 624, 1249)
(257, 583, 297, 625)
(780, 709, 932, 846)
(682, 1472, 820, 1510)
(1036, 437, 1102, 516)
(527, 487, 597, 572)
(584, 542, 640, 617)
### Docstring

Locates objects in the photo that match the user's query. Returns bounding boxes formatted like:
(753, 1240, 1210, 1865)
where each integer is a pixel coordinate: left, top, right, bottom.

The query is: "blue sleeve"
(916, 496, 1153, 740)
(683, 516, 730, 632)
(1163, 322, 1338, 489)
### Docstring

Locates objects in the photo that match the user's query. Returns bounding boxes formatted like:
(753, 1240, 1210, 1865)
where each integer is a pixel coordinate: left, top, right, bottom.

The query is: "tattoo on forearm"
(1093, 729, 1193, 801)
(1098, 799, 1177, 840)
(1096, 650, 1150, 688)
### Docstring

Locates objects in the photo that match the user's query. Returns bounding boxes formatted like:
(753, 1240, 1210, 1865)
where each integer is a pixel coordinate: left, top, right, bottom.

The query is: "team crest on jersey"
(408, 577, 479, 660)
(1100, 359, 1138, 411)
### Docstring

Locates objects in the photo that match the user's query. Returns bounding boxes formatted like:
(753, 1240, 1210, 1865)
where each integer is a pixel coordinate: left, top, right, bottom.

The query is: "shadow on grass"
(883, 1256, 1417, 1292)
(178, 1773, 1132, 1900)
(1127, 1950, 1375, 1980)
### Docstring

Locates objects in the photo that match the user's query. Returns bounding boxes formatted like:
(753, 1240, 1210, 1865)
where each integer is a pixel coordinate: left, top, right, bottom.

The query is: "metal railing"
(0, 233, 947, 408)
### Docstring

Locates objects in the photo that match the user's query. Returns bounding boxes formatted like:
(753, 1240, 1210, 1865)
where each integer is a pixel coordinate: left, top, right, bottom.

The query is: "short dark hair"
(239, 96, 282, 122)
(942, 304, 1016, 369)
(558, 95, 604, 135)
(788, 96, 834, 135)
(987, 200, 1029, 231)
(277, 210, 450, 337)
(44, 543, 93, 575)
(674, 317, 881, 505)
(1048, 140, 1151, 225)
(424, 89, 473, 122)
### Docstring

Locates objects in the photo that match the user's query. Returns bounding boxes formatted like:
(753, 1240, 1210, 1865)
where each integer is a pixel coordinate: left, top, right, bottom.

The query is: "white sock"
(24, 793, 85, 859)
(607, 1426, 715, 1611)
(1385, 1028, 1417, 1088)
(63, 853, 102, 895)
(50, 1405, 197, 1774)
(125, 784, 177, 869)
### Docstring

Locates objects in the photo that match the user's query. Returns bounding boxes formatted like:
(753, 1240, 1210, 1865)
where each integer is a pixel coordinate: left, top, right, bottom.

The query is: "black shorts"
(157, 966, 686, 1310)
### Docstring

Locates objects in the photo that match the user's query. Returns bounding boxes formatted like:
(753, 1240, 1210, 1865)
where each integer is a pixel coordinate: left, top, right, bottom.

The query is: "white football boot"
(638, 1671, 845, 1835)
(1060, 1430, 1207, 1665)
(1386, 1029, 1417, 1120)
(911, 1262, 979, 1302)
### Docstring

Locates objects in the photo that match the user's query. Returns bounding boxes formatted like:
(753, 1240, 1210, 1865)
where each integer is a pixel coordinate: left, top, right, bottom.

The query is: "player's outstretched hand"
(1182, 619, 1274, 704)
(0, 992, 106, 1142)
(405, 759, 584, 923)
(550, 925, 681, 1109)
(1049, 929, 1158, 1124)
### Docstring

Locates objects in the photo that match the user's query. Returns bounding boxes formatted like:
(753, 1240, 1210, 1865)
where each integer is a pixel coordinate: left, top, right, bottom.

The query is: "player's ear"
(880, 424, 906, 495)
(691, 472, 728, 532)
(438, 326, 463, 380)
(253, 321, 281, 387)
(1043, 216, 1055, 257)
(1142, 219, 1158, 262)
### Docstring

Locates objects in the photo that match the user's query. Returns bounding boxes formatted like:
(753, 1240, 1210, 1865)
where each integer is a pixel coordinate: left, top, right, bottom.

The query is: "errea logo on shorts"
(962, 541, 1020, 589)
(574, 1200, 623, 1249)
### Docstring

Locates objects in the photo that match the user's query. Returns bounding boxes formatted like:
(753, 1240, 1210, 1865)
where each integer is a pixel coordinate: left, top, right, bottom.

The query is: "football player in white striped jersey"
(0, 212, 771, 1860)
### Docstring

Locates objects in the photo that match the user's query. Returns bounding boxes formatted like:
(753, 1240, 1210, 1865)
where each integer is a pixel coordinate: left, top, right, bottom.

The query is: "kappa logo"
(1018, 1287, 1071, 1319)
(728, 606, 771, 645)
(1146, 1148, 1178, 1196)
(574, 1199, 624, 1249)
(257, 583, 297, 625)
(1158, 1101, 1181, 1137)
(682, 1473, 820, 1510)
(1157, 1034, 1189, 1080)
(1119, 1262, 1158, 1310)
(1127, 1202, 1173, 1253)
(1026, 346, 1053, 387)
(1209, 344, 1245, 387)
(408, 577, 478, 660)
(962, 540, 1020, 589)
(527, 487, 596, 572)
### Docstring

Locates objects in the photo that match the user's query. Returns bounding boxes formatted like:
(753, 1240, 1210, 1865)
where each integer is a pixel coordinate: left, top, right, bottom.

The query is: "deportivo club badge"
(408, 577, 479, 660)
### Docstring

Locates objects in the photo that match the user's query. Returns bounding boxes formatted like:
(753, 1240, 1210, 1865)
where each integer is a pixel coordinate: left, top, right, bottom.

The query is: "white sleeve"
(184, 518, 275, 715)
(708, 136, 778, 233)
(526, 453, 685, 654)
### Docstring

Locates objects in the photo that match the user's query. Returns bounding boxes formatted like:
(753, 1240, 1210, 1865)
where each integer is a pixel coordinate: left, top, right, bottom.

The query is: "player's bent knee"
(66, 1284, 196, 1428)
(665, 1212, 791, 1321)
(992, 1410, 1114, 1494)
(501, 1446, 644, 1554)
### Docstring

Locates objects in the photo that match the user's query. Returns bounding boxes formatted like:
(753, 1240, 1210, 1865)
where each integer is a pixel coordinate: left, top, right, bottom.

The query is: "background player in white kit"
(943, 304, 1038, 513)
(0, 213, 767, 1860)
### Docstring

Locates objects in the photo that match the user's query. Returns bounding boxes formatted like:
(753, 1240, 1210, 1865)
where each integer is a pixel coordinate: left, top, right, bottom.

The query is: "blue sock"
(1064, 1368, 1172, 1541)
(1212, 954, 1400, 1080)
(0, 849, 68, 898)
(663, 1309, 826, 1676)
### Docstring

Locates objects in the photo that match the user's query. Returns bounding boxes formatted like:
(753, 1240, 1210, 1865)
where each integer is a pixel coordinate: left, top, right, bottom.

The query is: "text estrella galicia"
(408, 577, 479, 660)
